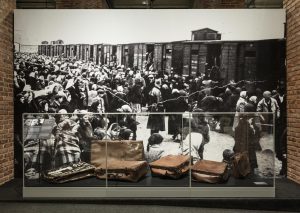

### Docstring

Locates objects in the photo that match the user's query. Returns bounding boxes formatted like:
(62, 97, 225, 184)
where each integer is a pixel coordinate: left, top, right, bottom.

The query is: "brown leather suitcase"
(149, 155, 190, 179)
(91, 140, 145, 166)
(191, 160, 229, 183)
(95, 160, 148, 182)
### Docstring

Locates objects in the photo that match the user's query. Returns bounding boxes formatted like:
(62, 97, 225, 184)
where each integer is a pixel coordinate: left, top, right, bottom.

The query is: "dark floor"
(0, 178, 300, 211)
(0, 203, 298, 213)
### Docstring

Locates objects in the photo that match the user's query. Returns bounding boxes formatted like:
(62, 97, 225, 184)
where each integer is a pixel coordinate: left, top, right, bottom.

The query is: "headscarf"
(240, 91, 247, 99)
(249, 96, 257, 104)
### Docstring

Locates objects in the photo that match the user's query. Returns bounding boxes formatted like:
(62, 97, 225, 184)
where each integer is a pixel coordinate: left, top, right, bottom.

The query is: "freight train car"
(91, 44, 102, 65)
(179, 39, 285, 84)
(148, 39, 285, 84)
(38, 38, 285, 84)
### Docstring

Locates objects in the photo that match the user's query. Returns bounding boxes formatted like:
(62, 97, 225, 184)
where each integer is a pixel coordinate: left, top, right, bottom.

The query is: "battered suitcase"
(42, 161, 95, 183)
(91, 140, 145, 166)
(95, 160, 148, 182)
(149, 155, 190, 179)
(191, 160, 229, 183)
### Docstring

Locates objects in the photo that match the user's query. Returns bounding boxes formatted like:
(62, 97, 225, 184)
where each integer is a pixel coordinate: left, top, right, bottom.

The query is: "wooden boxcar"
(38, 38, 285, 84)
(91, 44, 102, 65)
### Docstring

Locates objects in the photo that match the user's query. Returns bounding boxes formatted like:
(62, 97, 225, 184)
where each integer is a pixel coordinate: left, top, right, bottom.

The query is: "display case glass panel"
(23, 112, 275, 197)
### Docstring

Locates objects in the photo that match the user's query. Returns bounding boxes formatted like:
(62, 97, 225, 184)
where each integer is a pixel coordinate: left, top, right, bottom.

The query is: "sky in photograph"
(14, 9, 285, 45)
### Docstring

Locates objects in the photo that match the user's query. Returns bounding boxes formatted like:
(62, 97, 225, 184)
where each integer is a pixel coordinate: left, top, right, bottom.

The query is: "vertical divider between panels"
(104, 113, 108, 188)
(189, 112, 192, 189)
(22, 113, 25, 188)
(38, 137, 41, 184)
(273, 112, 276, 189)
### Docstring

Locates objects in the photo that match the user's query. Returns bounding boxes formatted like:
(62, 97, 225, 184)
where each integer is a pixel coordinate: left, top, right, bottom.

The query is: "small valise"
(95, 160, 148, 182)
(149, 155, 190, 179)
(191, 160, 229, 183)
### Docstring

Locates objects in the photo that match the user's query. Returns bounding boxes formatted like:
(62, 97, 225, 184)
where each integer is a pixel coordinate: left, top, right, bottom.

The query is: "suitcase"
(191, 160, 229, 183)
(95, 160, 148, 182)
(149, 155, 190, 179)
(91, 140, 145, 166)
(42, 161, 95, 183)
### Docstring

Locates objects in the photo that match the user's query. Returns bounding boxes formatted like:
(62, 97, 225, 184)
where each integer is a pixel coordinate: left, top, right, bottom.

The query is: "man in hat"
(257, 91, 280, 118)
(257, 90, 280, 133)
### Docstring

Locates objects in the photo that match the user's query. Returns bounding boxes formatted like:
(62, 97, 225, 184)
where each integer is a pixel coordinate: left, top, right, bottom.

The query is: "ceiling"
(16, 0, 56, 9)
(16, 0, 283, 9)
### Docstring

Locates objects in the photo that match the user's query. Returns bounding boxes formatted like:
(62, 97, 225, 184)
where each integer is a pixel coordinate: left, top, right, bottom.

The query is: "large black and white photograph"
(14, 9, 286, 188)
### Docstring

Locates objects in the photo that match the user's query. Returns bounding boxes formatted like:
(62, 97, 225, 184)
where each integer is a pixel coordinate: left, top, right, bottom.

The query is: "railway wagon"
(39, 44, 46, 55)
(91, 44, 102, 65)
(121, 44, 134, 69)
(57, 44, 64, 56)
(120, 43, 154, 71)
(38, 39, 285, 85)
(178, 39, 285, 83)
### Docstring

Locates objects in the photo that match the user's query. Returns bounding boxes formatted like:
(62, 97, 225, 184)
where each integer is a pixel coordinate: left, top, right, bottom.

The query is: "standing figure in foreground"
(147, 79, 165, 135)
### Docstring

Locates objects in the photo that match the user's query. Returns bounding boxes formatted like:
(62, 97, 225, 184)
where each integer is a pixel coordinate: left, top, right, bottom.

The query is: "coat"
(257, 97, 280, 119)
(147, 86, 165, 131)
(234, 118, 258, 170)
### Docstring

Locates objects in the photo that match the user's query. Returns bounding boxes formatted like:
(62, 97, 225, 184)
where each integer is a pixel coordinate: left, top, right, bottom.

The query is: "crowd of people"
(15, 52, 287, 177)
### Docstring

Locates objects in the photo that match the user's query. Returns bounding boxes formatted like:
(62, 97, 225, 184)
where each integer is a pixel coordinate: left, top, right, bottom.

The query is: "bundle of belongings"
(43, 161, 95, 183)
(232, 151, 251, 178)
(91, 140, 148, 182)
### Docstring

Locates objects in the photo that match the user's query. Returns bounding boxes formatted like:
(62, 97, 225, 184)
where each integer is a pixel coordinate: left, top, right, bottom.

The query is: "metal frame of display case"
(22, 112, 275, 198)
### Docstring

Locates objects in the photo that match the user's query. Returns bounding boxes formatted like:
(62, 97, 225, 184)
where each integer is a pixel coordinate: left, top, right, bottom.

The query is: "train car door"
(182, 44, 191, 76)
(146, 44, 154, 70)
(154, 44, 163, 72)
(164, 43, 172, 74)
(116, 45, 122, 66)
(207, 44, 221, 80)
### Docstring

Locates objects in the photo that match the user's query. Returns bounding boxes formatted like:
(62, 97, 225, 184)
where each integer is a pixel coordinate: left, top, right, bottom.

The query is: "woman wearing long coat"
(165, 89, 188, 140)
(147, 79, 165, 134)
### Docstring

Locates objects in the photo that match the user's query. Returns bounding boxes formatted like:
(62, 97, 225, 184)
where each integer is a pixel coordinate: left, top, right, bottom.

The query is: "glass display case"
(23, 112, 275, 197)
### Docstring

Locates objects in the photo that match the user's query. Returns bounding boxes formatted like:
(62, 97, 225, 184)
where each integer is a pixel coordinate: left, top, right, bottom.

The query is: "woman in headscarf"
(147, 78, 165, 135)
(236, 91, 248, 113)
(245, 96, 262, 151)
(165, 89, 188, 140)
(232, 91, 248, 131)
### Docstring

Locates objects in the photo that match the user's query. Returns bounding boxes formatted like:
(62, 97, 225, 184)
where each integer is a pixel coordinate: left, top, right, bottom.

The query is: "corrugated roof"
(191, 28, 218, 33)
